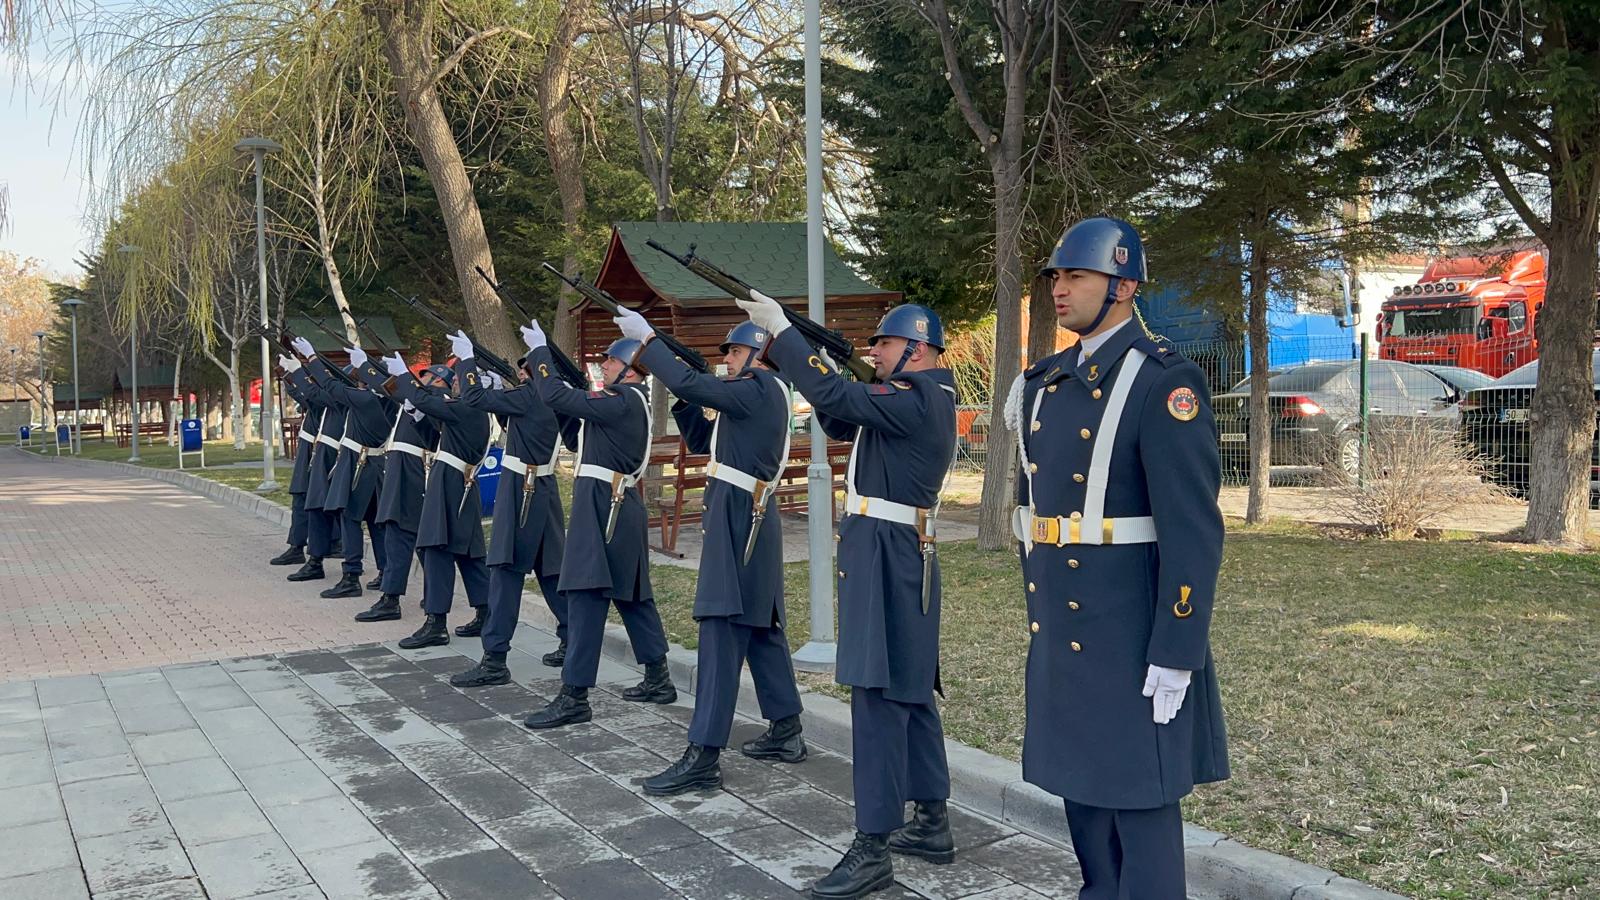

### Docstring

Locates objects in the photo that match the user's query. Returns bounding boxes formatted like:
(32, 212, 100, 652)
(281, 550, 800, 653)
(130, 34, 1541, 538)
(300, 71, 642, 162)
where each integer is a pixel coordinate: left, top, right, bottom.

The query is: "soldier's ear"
(1115, 278, 1139, 303)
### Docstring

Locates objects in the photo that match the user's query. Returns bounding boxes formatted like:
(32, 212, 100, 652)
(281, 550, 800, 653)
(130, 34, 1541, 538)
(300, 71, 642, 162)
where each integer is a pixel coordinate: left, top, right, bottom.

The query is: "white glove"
(400, 399, 415, 413)
(612, 306, 655, 342)
(278, 354, 301, 373)
(346, 346, 368, 368)
(447, 329, 475, 361)
(520, 321, 547, 352)
(734, 289, 790, 337)
(484, 371, 505, 391)
(1142, 665, 1192, 725)
(290, 336, 315, 358)
(383, 353, 408, 377)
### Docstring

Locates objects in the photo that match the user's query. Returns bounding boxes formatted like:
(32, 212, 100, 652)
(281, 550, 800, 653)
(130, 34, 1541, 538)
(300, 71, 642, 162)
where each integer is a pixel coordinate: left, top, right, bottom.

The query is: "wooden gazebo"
(574, 222, 901, 365)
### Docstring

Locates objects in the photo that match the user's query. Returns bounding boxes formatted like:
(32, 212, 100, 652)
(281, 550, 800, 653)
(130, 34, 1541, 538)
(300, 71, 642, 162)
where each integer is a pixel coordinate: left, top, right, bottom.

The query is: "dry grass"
(649, 531, 1600, 898)
(1319, 419, 1511, 540)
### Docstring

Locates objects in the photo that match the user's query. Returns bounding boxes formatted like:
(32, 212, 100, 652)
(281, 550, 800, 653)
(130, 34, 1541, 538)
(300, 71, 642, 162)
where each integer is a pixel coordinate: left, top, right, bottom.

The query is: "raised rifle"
(384, 287, 520, 383)
(644, 240, 879, 383)
(283, 319, 360, 388)
(540, 262, 711, 373)
(472, 267, 588, 389)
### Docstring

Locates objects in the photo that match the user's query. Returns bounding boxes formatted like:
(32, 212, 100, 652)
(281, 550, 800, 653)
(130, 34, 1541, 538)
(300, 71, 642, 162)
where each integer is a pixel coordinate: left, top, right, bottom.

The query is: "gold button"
(1027, 582, 1036, 592)
(1092, 389, 1103, 400)
(1030, 422, 1041, 432)
(1029, 463, 1038, 473)
(1073, 473, 1085, 483)
(838, 570, 845, 578)
(1068, 559, 1079, 569)
(1071, 641, 1082, 651)
(1069, 601, 1081, 610)
(1030, 622, 1041, 634)
(1069, 511, 1082, 520)
(1080, 428, 1092, 440)
(1047, 385, 1058, 393)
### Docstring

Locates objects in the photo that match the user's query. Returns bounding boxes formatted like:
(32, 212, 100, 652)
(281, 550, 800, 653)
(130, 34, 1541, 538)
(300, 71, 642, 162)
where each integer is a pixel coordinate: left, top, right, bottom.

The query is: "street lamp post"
(236, 135, 283, 492)
(33, 331, 47, 435)
(62, 298, 86, 455)
(118, 244, 141, 462)
(7, 347, 16, 441)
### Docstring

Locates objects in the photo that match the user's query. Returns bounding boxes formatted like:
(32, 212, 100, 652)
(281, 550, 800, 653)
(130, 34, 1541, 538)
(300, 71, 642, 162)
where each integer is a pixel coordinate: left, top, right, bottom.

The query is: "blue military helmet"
(719, 321, 771, 354)
(1040, 216, 1148, 282)
(869, 304, 945, 351)
(424, 364, 455, 388)
(605, 337, 649, 374)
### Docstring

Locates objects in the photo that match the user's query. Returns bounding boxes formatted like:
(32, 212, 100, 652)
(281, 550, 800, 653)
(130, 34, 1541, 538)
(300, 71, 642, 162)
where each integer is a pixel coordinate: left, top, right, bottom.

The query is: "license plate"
(1502, 408, 1529, 423)
(1220, 433, 1246, 442)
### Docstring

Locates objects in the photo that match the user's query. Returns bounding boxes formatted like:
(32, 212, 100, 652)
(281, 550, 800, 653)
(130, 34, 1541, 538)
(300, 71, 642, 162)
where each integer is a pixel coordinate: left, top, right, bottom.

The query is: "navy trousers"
(687, 617, 803, 748)
(379, 525, 418, 596)
(307, 508, 338, 559)
(560, 589, 669, 688)
(482, 569, 563, 655)
(287, 492, 307, 549)
(339, 498, 385, 576)
(850, 687, 950, 834)
(419, 546, 489, 617)
(1062, 799, 1185, 900)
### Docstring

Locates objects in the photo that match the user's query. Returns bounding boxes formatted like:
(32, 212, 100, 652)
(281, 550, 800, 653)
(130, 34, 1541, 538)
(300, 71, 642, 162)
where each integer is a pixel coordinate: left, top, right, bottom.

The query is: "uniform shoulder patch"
(1167, 386, 1200, 421)
(870, 384, 894, 395)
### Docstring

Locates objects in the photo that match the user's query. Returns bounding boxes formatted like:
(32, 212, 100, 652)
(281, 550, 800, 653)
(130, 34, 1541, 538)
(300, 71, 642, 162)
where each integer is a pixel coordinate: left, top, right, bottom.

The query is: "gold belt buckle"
(1031, 516, 1060, 546)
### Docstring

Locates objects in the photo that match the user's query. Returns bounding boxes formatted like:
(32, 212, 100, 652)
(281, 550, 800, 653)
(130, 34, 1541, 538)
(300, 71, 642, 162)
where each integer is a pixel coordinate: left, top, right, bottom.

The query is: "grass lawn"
(649, 524, 1600, 898)
(27, 439, 295, 507)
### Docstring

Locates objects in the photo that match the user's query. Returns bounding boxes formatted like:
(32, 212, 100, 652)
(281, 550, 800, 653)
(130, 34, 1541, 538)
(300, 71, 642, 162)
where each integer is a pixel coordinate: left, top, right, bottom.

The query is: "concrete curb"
(519, 601, 1406, 900)
(36, 451, 292, 528)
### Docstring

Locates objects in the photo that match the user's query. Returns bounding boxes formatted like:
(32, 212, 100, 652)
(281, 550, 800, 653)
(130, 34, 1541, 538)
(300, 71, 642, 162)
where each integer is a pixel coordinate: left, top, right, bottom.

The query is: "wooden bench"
(644, 435, 853, 556)
(77, 422, 106, 443)
(114, 421, 167, 448)
(282, 416, 305, 458)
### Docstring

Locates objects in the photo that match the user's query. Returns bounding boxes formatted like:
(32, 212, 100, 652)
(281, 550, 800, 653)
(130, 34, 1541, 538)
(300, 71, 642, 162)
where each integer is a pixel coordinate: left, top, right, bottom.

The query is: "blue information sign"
(18, 425, 29, 442)
(180, 419, 204, 452)
(56, 424, 71, 447)
(476, 447, 504, 517)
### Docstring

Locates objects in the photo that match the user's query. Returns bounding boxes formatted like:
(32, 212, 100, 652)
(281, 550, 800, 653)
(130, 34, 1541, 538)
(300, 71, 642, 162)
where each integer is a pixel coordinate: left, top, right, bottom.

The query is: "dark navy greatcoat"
(458, 358, 567, 577)
(765, 328, 956, 704)
(1015, 322, 1229, 810)
(394, 370, 490, 558)
(283, 370, 319, 496)
(356, 364, 436, 535)
(641, 340, 789, 628)
(301, 373, 347, 513)
(309, 357, 394, 516)
(527, 346, 652, 603)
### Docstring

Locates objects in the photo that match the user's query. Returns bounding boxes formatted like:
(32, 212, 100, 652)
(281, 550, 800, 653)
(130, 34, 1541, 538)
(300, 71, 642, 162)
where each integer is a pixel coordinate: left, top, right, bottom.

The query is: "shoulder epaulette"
(1134, 336, 1186, 368)
(1024, 348, 1070, 379)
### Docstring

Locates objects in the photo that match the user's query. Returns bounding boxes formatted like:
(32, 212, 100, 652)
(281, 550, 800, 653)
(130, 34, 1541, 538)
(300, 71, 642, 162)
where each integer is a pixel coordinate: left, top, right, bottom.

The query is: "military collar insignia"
(1073, 324, 1141, 385)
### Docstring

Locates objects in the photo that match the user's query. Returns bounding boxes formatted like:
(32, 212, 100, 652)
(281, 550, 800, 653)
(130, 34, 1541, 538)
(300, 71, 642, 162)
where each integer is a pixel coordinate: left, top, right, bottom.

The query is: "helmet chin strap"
(1080, 276, 1122, 337)
(890, 341, 917, 377)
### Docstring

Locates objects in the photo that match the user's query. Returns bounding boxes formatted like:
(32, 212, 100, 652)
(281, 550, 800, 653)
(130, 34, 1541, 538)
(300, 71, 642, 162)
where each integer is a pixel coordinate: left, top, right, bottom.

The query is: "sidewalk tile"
(0, 780, 64, 828)
(540, 857, 679, 900)
(212, 730, 306, 771)
(479, 807, 621, 872)
(116, 702, 197, 736)
(34, 675, 106, 708)
(237, 759, 342, 807)
(0, 748, 54, 788)
(41, 699, 116, 733)
(640, 841, 804, 899)
(0, 866, 90, 900)
(61, 774, 163, 837)
(716, 822, 840, 890)
(130, 728, 216, 766)
(188, 833, 311, 900)
(0, 818, 77, 879)
(297, 839, 434, 900)
(144, 756, 243, 802)
(264, 795, 383, 854)
(420, 847, 556, 899)
(162, 791, 274, 846)
(373, 802, 498, 865)
(76, 825, 193, 893)
(962, 833, 1085, 897)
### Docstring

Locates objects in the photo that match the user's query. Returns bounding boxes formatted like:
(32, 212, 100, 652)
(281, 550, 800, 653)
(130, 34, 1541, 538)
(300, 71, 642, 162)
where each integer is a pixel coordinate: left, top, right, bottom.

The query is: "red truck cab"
(1377, 249, 1544, 377)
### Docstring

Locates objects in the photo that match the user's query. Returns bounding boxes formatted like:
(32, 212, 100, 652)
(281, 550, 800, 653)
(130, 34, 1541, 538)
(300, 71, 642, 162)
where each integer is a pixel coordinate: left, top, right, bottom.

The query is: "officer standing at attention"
(286, 347, 348, 584)
(737, 293, 958, 900)
(519, 320, 678, 729)
(381, 350, 493, 648)
(612, 309, 808, 795)
(271, 354, 316, 567)
(352, 361, 446, 624)
(444, 329, 574, 687)
(1010, 216, 1228, 899)
(290, 337, 395, 600)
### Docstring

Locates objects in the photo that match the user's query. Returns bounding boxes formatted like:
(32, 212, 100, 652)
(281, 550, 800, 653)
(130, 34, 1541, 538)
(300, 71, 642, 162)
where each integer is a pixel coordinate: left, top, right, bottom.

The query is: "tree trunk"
(1524, 187, 1599, 544)
(1026, 272, 1057, 363)
(1245, 252, 1271, 524)
(168, 353, 182, 445)
(312, 146, 361, 346)
(539, 6, 590, 351)
(976, 151, 1027, 550)
(370, 0, 517, 360)
(232, 346, 247, 448)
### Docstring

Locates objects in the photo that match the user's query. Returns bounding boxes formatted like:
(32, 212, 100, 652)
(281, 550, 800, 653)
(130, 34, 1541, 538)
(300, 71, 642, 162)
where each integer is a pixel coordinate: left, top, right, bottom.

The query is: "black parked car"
(1215, 359, 1472, 479)
(1459, 350, 1600, 506)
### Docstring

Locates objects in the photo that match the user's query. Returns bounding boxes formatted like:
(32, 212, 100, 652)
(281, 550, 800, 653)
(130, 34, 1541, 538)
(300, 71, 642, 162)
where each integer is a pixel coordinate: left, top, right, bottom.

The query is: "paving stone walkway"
(1, 632, 1078, 900)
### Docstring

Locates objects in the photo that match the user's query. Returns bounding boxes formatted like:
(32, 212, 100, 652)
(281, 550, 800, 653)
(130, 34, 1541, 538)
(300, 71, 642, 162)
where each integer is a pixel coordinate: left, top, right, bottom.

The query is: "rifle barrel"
(540, 262, 710, 373)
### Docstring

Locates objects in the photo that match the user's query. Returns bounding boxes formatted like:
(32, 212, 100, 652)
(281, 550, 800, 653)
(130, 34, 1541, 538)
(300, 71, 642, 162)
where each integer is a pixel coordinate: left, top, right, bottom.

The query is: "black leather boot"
(740, 714, 808, 763)
(541, 640, 567, 668)
(621, 658, 677, 704)
(450, 651, 511, 688)
(887, 800, 955, 864)
(286, 558, 325, 582)
(454, 607, 488, 637)
(269, 546, 305, 566)
(524, 685, 591, 729)
(398, 614, 449, 649)
(366, 572, 382, 590)
(319, 573, 362, 599)
(643, 744, 723, 796)
(355, 594, 401, 622)
(810, 832, 893, 899)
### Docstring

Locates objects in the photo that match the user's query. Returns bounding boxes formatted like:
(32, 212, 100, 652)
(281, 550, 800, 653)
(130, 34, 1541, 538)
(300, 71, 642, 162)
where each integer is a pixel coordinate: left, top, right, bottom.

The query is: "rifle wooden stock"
(540, 262, 711, 373)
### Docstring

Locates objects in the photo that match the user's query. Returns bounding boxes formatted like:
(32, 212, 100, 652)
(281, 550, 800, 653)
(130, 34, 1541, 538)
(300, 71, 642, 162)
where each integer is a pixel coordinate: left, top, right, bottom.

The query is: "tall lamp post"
(61, 298, 86, 455)
(7, 347, 16, 438)
(236, 135, 282, 492)
(33, 330, 47, 432)
(118, 244, 142, 461)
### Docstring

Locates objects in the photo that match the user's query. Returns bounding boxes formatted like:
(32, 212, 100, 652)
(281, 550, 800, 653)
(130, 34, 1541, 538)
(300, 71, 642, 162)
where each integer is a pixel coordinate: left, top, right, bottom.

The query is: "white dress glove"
(520, 322, 547, 352)
(278, 354, 301, 373)
(346, 346, 368, 368)
(290, 336, 315, 358)
(447, 329, 475, 361)
(733, 289, 790, 337)
(612, 306, 655, 342)
(383, 353, 408, 377)
(1142, 665, 1192, 725)
(484, 371, 505, 391)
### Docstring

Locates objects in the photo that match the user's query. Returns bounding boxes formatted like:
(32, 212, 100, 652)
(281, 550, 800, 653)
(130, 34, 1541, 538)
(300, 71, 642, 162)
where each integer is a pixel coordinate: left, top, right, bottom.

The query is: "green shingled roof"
(283, 315, 406, 353)
(612, 222, 893, 303)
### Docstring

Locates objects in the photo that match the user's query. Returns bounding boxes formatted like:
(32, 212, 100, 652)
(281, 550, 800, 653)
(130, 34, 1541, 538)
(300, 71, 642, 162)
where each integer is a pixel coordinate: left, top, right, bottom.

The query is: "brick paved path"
(0, 636, 1079, 899)
(0, 450, 415, 680)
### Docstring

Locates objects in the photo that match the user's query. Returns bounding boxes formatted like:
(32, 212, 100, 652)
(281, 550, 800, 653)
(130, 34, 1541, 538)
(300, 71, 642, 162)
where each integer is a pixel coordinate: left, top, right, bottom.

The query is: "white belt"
(298, 428, 314, 443)
(577, 463, 635, 488)
(341, 437, 385, 458)
(315, 433, 340, 449)
(845, 491, 928, 531)
(707, 461, 766, 495)
(502, 454, 556, 478)
(1023, 512, 1156, 546)
(388, 442, 427, 460)
(434, 451, 471, 474)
